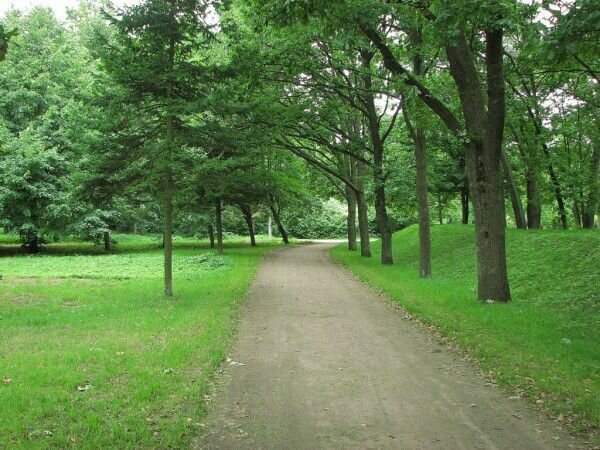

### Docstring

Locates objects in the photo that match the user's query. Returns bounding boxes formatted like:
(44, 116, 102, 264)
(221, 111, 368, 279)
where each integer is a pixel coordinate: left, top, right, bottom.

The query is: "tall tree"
(105, 0, 213, 296)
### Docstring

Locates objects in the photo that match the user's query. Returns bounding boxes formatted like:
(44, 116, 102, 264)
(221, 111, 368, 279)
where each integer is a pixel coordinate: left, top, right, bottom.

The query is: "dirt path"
(198, 243, 587, 449)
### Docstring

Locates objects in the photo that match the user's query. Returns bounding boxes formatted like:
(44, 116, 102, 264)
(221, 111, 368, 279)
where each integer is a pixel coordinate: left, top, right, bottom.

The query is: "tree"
(105, 0, 213, 296)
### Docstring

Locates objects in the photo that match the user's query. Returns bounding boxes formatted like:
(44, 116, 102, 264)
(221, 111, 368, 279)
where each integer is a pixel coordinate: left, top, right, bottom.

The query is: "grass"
(332, 224, 599, 435)
(0, 234, 283, 448)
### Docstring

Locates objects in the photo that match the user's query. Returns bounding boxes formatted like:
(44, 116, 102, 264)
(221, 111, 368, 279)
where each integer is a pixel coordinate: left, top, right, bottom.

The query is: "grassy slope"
(0, 236, 280, 447)
(332, 224, 599, 433)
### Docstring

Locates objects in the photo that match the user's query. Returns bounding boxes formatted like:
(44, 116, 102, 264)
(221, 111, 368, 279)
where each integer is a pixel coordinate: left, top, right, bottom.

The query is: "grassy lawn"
(0, 234, 281, 447)
(332, 224, 599, 435)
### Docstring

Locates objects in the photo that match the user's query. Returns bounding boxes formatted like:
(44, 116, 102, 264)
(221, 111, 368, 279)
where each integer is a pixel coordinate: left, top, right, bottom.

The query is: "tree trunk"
(355, 188, 371, 257)
(103, 231, 111, 252)
(513, 126, 542, 229)
(208, 224, 215, 249)
(346, 186, 358, 251)
(269, 204, 289, 244)
(415, 125, 431, 277)
(362, 52, 392, 265)
(403, 92, 431, 276)
(163, 33, 175, 297)
(460, 187, 469, 224)
(373, 179, 393, 265)
(406, 23, 432, 277)
(583, 146, 599, 228)
(215, 199, 224, 255)
(526, 170, 542, 229)
(240, 204, 257, 247)
(501, 148, 527, 229)
(438, 194, 443, 225)
(163, 187, 173, 296)
(573, 202, 582, 227)
(445, 30, 511, 301)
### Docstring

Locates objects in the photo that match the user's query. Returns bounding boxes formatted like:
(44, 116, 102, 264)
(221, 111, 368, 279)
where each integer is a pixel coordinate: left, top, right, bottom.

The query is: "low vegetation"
(0, 234, 281, 447)
(332, 225, 599, 434)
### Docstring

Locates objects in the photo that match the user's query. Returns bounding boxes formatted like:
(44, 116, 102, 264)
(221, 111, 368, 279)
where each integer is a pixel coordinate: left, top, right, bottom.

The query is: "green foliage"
(286, 198, 348, 239)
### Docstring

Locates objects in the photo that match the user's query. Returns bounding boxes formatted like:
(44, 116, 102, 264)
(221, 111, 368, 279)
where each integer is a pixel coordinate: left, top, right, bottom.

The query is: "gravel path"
(198, 243, 587, 449)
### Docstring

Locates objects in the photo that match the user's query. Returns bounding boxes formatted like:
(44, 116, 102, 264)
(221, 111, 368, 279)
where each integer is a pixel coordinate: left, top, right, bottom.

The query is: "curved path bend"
(199, 243, 587, 449)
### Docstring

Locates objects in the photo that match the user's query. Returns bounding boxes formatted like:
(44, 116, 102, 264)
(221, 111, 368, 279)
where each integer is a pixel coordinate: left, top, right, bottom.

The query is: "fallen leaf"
(2, 378, 12, 384)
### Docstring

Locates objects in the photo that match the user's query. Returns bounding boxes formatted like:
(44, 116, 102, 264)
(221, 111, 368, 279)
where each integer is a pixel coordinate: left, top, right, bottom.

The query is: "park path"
(198, 243, 586, 449)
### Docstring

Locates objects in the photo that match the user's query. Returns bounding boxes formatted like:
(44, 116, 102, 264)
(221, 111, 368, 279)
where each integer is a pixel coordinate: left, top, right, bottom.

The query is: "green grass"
(0, 234, 282, 448)
(332, 224, 599, 434)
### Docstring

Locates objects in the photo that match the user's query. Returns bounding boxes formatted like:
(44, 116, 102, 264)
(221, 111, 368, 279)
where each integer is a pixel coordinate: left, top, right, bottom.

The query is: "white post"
(268, 215, 273, 238)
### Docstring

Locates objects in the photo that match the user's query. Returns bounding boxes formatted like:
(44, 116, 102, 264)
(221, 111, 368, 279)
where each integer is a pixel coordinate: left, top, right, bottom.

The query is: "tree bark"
(447, 30, 511, 301)
(415, 125, 431, 277)
(240, 204, 257, 247)
(526, 171, 542, 228)
(103, 231, 111, 253)
(346, 185, 358, 251)
(163, 29, 175, 297)
(163, 187, 173, 296)
(501, 148, 527, 229)
(355, 177, 371, 257)
(215, 199, 224, 255)
(404, 25, 431, 277)
(208, 224, 215, 249)
(460, 187, 469, 224)
(269, 204, 289, 244)
(362, 52, 392, 265)
(402, 98, 431, 276)
(583, 146, 599, 228)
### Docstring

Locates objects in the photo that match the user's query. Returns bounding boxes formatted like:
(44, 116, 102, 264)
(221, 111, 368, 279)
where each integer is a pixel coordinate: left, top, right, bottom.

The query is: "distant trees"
(0, 0, 596, 299)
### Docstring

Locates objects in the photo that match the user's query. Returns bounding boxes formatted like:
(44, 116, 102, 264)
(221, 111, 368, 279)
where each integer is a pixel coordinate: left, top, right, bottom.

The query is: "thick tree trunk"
(269, 204, 289, 244)
(573, 202, 583, 227)
(501, 148, 526, 229)
(583, 146, 599, 228)
(461, 187, 469, 224)
(103, 231, 111, 253)
(240, 205, 257, 247)
(346, 186, 358, 251)
(208, 224, 215, 248)
(526, 171, 542, 229)
(447, 30, 511, 301)
(163, 35, 175, 297)
(355, 188, 371, 257)
(215, 199, 224, 255)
